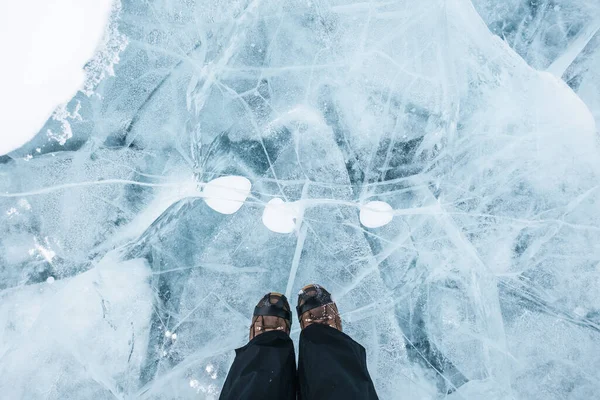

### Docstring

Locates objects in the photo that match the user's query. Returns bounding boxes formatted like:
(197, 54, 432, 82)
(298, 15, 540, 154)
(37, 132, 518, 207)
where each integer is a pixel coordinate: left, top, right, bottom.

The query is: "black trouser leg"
(298, 324, 379, 400)
(219, 331, 296, 400)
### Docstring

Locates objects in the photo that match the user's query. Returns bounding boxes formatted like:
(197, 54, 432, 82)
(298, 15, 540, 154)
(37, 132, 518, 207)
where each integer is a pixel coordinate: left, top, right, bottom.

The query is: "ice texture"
(1, 0, 600, 399)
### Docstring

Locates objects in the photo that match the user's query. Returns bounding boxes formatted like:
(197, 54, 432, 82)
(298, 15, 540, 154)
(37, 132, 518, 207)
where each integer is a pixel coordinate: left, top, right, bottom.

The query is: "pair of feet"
(250, 284, 342, 340)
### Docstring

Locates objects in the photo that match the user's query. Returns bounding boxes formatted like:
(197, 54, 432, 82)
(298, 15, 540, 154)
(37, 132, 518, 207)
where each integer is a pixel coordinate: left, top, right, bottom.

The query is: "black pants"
(219, 324, 379, 400)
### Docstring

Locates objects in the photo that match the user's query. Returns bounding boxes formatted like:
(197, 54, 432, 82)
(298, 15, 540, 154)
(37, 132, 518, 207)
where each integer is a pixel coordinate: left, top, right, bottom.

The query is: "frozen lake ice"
(1, 0, 600, 398)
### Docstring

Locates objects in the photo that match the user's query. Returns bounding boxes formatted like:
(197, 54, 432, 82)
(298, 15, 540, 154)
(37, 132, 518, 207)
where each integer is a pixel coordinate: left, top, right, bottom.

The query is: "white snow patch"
(359, 201, 394, 228)
(262, 198, 301, 234)
(0, 0, 113, 155)
(46, 101, 82, 146)
(202, 176, 251, 215)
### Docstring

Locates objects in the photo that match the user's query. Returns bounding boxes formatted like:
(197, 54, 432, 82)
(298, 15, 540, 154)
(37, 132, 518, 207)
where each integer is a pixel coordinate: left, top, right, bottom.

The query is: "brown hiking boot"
(296, 284, 342, 331)
(249, 292, 292, 341)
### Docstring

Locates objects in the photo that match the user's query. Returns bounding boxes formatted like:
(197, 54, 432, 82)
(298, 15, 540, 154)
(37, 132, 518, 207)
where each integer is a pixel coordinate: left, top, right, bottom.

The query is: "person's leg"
(298, 324, 378, 400)
(296, 285, 379, 400)
(220, 330, 296, 400)
(219, 292, 297, 400)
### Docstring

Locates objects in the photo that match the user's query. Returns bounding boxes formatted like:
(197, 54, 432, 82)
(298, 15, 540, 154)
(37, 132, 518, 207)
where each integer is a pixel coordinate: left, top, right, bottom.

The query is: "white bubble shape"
(262, 198, 300, 234)
(203, 176, 251, 215)
(360, 201, 394, 228)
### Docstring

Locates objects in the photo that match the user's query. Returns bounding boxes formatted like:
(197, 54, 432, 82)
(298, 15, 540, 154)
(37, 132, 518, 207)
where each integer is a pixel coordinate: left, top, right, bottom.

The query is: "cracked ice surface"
(1, 0, 600, 399)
